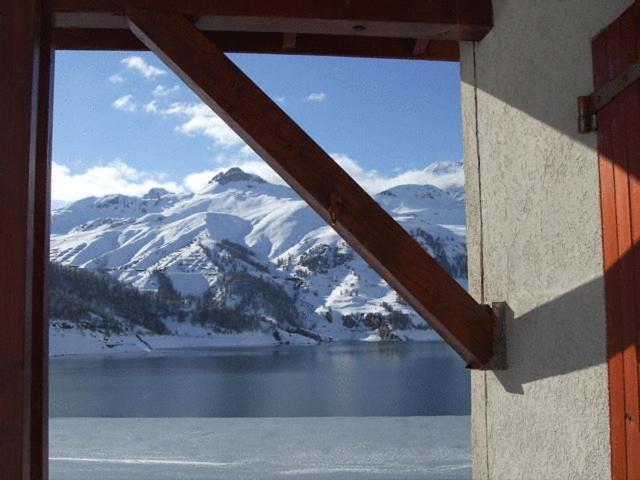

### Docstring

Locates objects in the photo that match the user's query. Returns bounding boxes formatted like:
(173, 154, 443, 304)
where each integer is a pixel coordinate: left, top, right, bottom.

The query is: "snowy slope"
(50, 163, 467, 352)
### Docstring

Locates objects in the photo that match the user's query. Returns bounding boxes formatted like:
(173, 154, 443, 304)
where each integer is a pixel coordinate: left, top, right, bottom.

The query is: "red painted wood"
(126, 7, 496, 368)
(595, 27, 626, 480)
(594, 3, 640, 479)
(618, 7, 640, 478)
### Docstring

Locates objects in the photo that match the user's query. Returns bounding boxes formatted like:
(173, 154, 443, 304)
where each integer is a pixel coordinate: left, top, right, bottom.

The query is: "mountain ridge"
(49, 162, 467, 355)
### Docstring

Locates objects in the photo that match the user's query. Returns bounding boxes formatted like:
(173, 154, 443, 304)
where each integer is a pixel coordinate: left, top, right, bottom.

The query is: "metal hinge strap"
(578, 57, 640, 134)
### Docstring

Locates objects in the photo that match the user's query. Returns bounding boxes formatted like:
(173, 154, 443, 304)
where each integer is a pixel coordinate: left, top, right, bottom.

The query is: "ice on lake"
(50, 416, 470, 480)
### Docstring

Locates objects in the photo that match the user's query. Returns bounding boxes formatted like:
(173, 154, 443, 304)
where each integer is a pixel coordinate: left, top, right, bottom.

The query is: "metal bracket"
(578, 57, 640, 133)
(489, 302, 508, 370)
(471, 302, 508, 370)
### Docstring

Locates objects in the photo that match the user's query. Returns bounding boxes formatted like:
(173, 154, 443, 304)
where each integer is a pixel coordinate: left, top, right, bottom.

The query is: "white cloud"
(152, 84, 180, 97)
(109, 74, 125, 84)
(52, 152, 460, 203)
(121, 56, 166, 79)
(304, 92, 327, 102)
(180, 150, 462, 196)
(239, 145, 257, 157)
(143, 100, 159, 113)
(52, 160, 182, 203)
(112, 94, 137, 112)
(329, 153, 463, 194)
(275, 96, 286, 104)
(146, 101, 243, 148)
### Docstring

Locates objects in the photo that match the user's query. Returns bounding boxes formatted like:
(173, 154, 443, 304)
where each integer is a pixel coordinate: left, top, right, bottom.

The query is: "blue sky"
(52, 51, 462, 204)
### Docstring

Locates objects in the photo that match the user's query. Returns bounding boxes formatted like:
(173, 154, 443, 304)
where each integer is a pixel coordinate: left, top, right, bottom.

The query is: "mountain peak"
(143, 187, 170, 199)
(210, 167, 266, 186)
(423, 161, 463, 176)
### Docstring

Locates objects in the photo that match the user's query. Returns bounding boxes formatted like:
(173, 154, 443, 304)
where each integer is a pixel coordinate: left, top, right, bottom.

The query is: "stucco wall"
(461, 1, 634, 479)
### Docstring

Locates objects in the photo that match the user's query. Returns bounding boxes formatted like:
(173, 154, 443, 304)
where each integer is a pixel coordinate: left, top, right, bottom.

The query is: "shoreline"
(49, 325, 442, 358)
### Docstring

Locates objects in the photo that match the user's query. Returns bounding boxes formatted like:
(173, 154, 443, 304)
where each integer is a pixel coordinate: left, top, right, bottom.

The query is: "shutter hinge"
(578, 57, 640, 134)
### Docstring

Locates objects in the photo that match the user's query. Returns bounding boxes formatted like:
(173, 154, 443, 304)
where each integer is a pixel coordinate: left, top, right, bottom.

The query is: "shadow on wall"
(495, 226, 633, 396)
(462, 0, 638, 393)
(471, 0, 627, 148)
(495, 276, 605, 395)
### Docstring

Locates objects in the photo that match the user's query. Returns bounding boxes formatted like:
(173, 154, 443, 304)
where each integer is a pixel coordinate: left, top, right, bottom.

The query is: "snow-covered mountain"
(49, 162, 467, 354)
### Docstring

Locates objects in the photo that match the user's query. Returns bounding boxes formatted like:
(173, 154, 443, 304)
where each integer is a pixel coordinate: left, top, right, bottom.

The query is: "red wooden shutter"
(594, 3, 640, 479)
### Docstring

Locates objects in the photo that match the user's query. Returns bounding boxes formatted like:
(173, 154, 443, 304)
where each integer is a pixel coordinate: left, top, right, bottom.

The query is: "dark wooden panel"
(127, 7, 495, 368)
(0, 0, 51, 478)
(53, 28, 460, 61)
(54, 0, 493, 41)
(595, 3, 640, 479)
(32, 3, 54, 479)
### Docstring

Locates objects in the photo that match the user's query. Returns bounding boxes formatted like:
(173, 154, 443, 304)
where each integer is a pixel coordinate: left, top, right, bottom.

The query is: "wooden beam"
(412, 38, 431, 56)
(126, 7, 495, 368)
(0, 0, 52, 478)
(32, 6, 55, 480)
(53, 28, 460, 61)
(53, 27, 460, 60)
(55, 0, 493, 41)
(282, 32, 297, 50)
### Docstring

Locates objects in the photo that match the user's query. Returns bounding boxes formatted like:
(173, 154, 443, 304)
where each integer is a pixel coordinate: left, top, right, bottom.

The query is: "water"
(50, 341, 470, 417)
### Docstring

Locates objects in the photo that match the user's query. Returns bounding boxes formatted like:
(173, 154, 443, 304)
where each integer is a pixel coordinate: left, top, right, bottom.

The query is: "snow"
(49, 321, 443, 357)
(50, 163, 468, 350)
(50, 327, 150, 356)
(50, 416, 470, 480)
(49, 322, 321, 357)
(164, 271, 210, 296)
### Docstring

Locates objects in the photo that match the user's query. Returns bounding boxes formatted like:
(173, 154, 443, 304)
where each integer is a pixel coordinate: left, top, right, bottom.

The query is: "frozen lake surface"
(50, 416, 471, 480)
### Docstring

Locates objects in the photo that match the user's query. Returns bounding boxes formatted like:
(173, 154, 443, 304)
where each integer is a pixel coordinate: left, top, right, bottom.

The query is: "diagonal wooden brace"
(126, 7, 496, 368)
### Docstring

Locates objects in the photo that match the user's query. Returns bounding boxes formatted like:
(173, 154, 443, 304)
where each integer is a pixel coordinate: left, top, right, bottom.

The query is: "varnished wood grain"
(0, 0, 52, 478)
(32, 2, 54, 478)
(53, 28, 460, 61)
(127, 7, 495, 368)
(54, 0, 493, 41)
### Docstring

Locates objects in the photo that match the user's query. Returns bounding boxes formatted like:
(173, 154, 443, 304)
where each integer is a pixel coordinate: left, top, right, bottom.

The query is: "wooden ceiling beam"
(53, 28, 460, 61)
(282, 33, 297, 50)
(53, 0, 493, 42)
(126, 7, 496, 368)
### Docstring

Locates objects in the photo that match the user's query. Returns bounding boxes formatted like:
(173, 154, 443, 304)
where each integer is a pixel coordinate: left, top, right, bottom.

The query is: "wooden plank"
(412, 39, 430, 56)
(0, 0, 51, 478)
(282, 32, 297, 50)
(53, 28, 460, 61)
(608, 15, 640, 479)
(54, 0, 493, 41)
(595, 28, 627, 480)
(31, 4, 54, 479)
(618, 7, 640, 478)
(126, 7, 495, 368)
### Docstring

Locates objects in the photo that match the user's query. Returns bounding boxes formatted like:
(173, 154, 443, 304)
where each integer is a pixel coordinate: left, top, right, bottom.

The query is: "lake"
(49, 341, 472, 480)
(50, 341, 470, 418)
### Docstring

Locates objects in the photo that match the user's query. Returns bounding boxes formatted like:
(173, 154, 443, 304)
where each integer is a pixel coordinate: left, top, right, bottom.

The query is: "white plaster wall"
(461, 1, 635, 479)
